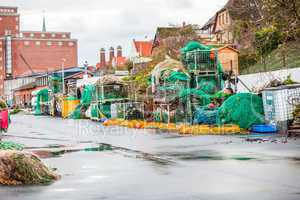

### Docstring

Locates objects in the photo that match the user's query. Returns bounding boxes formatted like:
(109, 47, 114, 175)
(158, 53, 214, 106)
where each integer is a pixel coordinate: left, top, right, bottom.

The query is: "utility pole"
(83, 61, 88, 79)
(61, 58, 66, 95)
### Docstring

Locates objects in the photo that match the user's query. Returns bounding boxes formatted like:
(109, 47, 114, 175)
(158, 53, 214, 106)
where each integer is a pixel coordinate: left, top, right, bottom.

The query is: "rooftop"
(133, 40, 153, 57)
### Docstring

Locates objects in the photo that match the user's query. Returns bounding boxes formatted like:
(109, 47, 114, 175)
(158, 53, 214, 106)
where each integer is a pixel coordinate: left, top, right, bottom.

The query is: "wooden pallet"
(287, 129, 300, 137)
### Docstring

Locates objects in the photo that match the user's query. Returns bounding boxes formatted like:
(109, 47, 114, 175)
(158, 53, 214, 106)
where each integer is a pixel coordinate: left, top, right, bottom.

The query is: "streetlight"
(84, 61, 88, 75)
(61, 58, 66, 95)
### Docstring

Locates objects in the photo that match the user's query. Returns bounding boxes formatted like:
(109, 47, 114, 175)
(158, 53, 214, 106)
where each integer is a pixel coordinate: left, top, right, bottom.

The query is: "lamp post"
(82, 61, 88, 80)
(61, 58, 66, 95)
(84, 61, 88, 75)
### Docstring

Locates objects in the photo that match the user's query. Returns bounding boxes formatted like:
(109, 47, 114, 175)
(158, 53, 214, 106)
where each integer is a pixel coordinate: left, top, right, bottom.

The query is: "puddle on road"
(157, 150, 256, 161)
(32, 144, 114, 158)
(5, 134, 71, 142)
(25, 144, 68, 150)
(31, 142, 175, 167)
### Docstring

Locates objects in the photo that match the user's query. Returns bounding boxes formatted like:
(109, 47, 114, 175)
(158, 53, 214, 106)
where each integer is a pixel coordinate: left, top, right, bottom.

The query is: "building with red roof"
(133, 39, 153, 57)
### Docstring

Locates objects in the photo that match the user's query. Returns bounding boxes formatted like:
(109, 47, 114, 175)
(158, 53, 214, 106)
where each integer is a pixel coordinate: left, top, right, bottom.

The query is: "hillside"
(241, 42, 300, 74)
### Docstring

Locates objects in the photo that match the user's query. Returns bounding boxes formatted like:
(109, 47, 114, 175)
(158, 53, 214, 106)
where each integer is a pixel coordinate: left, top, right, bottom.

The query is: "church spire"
(42, 10, 46, 32)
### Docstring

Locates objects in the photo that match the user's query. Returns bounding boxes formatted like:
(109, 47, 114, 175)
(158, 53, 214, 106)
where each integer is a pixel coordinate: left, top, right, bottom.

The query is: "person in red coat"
(0, 99, 9, 135)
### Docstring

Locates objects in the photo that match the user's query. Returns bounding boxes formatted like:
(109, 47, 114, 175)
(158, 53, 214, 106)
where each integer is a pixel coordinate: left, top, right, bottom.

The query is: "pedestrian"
(0, 99, 9, 138)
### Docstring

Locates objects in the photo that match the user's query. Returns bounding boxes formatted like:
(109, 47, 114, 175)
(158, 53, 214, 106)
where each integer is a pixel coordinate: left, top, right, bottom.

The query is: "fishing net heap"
(0, 100, 8, 109)
(0, 150, 60, 185)
(193, 107, 218, 125)
(217, 93, 265, 129)
(0, 141, 24, 150)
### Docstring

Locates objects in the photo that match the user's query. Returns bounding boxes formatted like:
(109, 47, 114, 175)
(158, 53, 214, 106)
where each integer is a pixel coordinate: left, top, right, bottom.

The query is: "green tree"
(262, 0, 300, 42)
(255, 27, 282, 71)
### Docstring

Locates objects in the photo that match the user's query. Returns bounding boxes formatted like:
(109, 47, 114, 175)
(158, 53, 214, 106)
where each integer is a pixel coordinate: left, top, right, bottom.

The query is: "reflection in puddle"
(157, 150, 256, 161)
(32, 144, 113, 158)
(31, 143, 175, 167)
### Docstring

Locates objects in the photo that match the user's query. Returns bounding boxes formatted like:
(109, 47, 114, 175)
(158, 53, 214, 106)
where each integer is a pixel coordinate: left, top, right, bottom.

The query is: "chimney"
(109, 47, 115, 62)
(100, 48, 106, 67)
(117, 45, 122, 57)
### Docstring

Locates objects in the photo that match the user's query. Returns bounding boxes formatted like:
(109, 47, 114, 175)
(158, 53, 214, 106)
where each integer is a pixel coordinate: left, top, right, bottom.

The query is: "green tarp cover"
(180, 41, 211, 53)
(179, 88, 212, 105)
(69, 85, 95, 119)
(81, 85, 95, 106)
(65, 96, 78, 100)
(165, 71, 190, 82)
(35, 88, 49, 115)
(49, 76, 62, 94)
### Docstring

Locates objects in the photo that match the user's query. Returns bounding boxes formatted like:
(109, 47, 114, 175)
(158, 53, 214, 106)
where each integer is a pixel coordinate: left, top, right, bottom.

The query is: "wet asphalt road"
(0, 114, 300, 200)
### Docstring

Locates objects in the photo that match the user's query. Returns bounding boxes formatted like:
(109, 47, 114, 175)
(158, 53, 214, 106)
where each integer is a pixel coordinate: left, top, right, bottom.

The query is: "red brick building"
(96, 46, 127, 71)
(0, 6, 78, 97)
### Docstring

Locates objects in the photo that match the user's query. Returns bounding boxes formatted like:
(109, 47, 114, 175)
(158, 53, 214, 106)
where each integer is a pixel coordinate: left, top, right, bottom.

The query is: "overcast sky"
(2, 0, 227, 66)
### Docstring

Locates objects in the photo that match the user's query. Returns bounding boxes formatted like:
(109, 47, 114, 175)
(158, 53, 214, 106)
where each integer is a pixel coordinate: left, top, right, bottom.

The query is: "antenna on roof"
(42, 10, 46, 32)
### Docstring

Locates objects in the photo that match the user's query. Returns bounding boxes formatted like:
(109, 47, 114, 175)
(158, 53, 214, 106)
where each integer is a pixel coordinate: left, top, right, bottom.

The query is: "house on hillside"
(151, 24, 202, 60)
(200, 0, 263, 49)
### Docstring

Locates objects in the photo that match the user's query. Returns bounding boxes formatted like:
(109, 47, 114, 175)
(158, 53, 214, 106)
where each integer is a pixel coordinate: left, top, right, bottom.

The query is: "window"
(19, 33, 23, 38)
(51, 33, 56, 38)
(0, 17, 2, 21)
(58, 41, 63, 46)
(219, 16, 221, 25)
(24, 41, 30, 46)
(250, 2, 256, 7)
(47, 41, 52, 46)
(35, 41, 41, 46)
(68, 42, 74, 46)
(222, 14, 225, 25)
(225, 13, 228, 24)
(41, 33, 45, 38)
(16, 25, 19, 30)
(16, 17, 19, 21)
(30, 33, 34, 37)
(62, 34, 66, 38)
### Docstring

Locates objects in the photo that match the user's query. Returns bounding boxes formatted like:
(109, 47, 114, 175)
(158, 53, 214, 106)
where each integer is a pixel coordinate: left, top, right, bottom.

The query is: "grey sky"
(2, 0, 227, 66)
